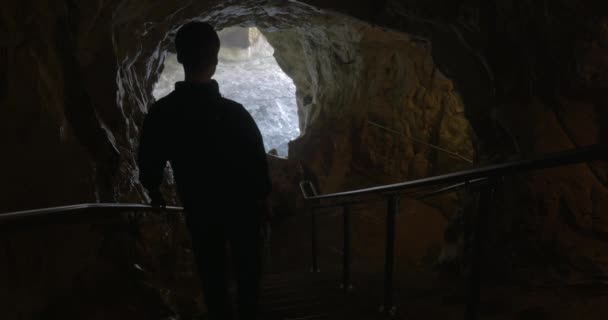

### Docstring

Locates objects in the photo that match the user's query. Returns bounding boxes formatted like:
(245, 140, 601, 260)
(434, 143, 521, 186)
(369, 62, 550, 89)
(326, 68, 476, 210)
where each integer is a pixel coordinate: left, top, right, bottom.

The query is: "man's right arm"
(137, 107, 167, 206)
(236, 106, 272, 198)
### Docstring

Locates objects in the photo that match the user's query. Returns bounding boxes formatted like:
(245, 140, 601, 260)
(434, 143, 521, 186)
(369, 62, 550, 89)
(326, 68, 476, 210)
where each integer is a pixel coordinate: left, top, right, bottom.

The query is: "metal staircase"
(0, 144, 606, 320)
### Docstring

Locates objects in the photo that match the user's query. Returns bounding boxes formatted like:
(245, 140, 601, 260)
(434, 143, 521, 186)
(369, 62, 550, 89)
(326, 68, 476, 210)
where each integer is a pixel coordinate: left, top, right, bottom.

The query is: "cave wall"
(0, 0, 607, 318)
(367, 0, 608, 277)
(262, 15, 474, 267)
(264, 14, 475, 193)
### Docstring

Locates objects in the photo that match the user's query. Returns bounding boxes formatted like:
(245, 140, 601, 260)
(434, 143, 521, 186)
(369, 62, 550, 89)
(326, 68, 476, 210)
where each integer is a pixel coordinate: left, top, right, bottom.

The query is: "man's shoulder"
(218, 97, 254, 121)
(218, 97, 246, 113)
(148, 92, 179, 115)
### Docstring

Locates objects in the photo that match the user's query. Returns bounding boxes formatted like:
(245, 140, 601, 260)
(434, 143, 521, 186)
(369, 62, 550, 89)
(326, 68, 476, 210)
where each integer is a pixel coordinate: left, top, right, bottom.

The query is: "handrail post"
(310, 206, 320, 273)
(381, 195, 399, 317)
(342, 204, 352, 292)
(465, 178, 496, 320)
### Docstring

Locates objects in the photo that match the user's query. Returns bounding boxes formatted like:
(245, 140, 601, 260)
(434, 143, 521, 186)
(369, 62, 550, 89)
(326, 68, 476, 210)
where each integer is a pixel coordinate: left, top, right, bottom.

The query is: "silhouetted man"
(137, 21, 271, 320)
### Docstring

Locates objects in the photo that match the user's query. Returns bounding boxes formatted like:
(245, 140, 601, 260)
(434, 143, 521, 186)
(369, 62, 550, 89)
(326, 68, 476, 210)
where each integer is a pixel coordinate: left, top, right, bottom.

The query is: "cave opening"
(152, 27, 300, 158)
(124, 10, 479, 263)
(110, 7, 481, 314)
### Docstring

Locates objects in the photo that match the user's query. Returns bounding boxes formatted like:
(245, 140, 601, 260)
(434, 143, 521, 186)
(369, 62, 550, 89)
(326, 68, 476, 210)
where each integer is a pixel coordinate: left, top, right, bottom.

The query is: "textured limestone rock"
(219, 26, 261, 49)
(264, 18, 473, 269)
(264, 17, 474, 190)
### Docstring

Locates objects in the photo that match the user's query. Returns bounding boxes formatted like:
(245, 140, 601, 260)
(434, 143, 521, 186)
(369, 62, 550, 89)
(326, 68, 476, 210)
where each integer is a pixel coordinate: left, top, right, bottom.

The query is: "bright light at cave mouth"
(153, 27, 300, 158)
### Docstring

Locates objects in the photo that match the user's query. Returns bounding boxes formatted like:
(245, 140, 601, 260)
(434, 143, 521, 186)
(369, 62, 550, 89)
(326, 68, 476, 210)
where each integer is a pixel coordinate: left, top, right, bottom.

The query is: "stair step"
(262, 278, 339, 289)
(261, 304, 343, 320)
(263, 295, 331, 307)
(262, 285, 341, 297)
(258, 270, 383, 320)
(283, 313, 331, 320)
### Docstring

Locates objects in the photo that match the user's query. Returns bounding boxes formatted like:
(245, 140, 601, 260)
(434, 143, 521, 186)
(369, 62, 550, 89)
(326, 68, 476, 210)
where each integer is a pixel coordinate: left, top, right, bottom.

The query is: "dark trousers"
(185, 207, 261, 320)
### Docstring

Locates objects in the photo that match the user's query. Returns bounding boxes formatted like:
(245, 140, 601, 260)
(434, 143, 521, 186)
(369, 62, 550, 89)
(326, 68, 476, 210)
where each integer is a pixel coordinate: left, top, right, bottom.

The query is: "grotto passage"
(1, 0, 608, 319)
(153, 27, 299, 157)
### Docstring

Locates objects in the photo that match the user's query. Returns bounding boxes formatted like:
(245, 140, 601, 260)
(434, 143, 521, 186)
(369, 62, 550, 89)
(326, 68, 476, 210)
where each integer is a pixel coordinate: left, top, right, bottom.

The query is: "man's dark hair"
(175, 21, 220, 70)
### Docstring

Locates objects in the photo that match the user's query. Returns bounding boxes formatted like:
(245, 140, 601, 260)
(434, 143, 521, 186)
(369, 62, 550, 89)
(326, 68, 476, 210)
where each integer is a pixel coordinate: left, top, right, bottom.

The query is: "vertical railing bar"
(463, 179, 477, 320)
(464, 177, 496, 320)
(311, 206, 319, 273)
(381, 195, 398, 317)
(342, 204, 352, 292)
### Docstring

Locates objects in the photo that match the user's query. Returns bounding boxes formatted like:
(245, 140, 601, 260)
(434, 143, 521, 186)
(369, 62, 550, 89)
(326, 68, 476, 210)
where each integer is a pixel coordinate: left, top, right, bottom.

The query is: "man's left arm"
(237, 107, 272, 219)
(239, 108, 271, 196)
(137, 108, 168, 206)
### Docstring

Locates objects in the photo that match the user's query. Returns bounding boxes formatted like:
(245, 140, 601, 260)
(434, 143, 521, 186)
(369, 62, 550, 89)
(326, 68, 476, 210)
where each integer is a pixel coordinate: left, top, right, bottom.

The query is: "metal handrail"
(301, 178, 489, 210)
(0, 203, 183, 224)
(303, 144, 607, 201)
(300, 144, 607, 319)
(0, 145, 605, 318)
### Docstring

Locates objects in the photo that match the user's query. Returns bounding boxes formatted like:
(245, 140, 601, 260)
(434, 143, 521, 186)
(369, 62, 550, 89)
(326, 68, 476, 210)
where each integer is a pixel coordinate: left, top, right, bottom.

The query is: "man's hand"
(149, 189, 166, 208)
(256, 198, 272, 222)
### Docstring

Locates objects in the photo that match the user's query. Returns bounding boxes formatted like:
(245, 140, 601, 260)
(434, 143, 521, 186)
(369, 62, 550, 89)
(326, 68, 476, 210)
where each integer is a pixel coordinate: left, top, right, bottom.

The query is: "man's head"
(175, 21, 220, 76)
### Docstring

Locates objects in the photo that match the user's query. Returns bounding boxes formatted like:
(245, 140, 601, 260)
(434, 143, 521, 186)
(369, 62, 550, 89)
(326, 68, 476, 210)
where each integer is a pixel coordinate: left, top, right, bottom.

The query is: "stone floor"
(255, 213, 608, 320)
